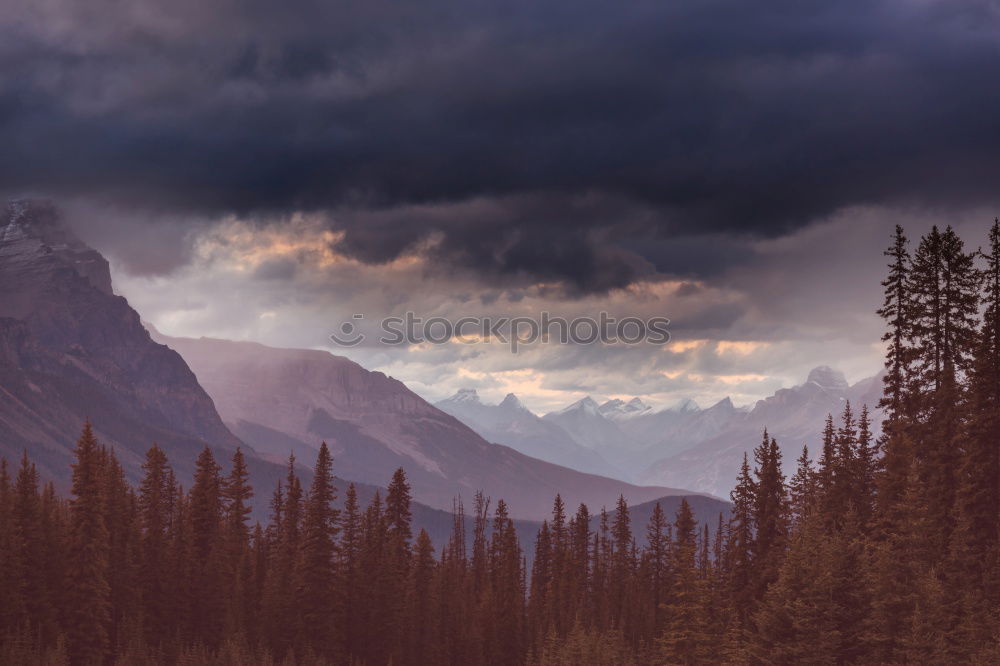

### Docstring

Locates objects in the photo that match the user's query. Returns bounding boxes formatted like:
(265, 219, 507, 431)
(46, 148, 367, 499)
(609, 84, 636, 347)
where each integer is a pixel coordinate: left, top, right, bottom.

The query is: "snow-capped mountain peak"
(444, 388, 482, 404)
(599, 398, 625, 412)
(556, 396, 601, 416)
(600, 397, 653, 420)
(670, 398, 701, 413)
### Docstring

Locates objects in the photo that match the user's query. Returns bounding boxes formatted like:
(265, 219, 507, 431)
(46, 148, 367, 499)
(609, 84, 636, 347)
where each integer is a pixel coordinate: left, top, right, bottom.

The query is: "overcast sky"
(4, 0, 999, 412)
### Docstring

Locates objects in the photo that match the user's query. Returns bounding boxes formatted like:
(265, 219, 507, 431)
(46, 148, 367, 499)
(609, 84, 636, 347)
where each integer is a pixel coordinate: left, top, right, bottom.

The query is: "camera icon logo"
(329, 314, 366, 347)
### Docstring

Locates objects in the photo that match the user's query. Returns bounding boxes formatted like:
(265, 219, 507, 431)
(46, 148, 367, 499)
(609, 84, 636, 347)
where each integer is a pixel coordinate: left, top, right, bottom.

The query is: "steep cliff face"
(0, 200, 242, 483)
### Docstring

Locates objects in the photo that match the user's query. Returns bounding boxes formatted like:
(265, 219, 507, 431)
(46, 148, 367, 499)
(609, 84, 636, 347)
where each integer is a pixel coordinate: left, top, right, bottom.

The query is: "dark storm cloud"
(2, 0, 999, 288)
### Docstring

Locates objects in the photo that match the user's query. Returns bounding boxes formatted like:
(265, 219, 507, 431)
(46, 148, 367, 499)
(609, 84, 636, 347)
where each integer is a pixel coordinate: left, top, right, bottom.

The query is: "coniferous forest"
(1, 221, 999, 665)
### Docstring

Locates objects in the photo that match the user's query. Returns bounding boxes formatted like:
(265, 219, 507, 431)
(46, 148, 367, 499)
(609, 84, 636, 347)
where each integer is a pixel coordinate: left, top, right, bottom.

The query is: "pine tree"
(816, 415, 837, 514)
(908, 226, 980, 565)
(878, 224, 914, 420)
(751, 434, 787, 601)
(14, 451, 56, 639)
(100, 447, 139, 651)
(488, 499, 525, 666)
(569, 503, 592, 626)
(831, 401, 857, 516)
(137, 444, 173, 644)
(728, 453, 756, 630)
(188, 446, 225, 645)
(38, 480, 67, 646)
(0, 459, 23, 635)
(221, 447, 254, 634)
(658, 499, 705, 664)
(407, 529, 439, 665)
(359, 490, 390, 665)
(952, 219, 1000, 593)
(263, 454, 303, 657)
(546, 494, 570, 636)
(876, 226, 916, 530)
(385, 467, 414, 661)
(609, 495, 635, 633)
(340, 483, 363, 659)
(645, 502, 669, 636)
(787, 445, 814, 529)
(750, 518, 839, 664)
(167, 476, 193, 644)
(854, 404, 878, 529)
(529, 520, 553, 645)
(223, 448, 253, 544)
(297, 442, 340, 658)
(66, 422, 112, 665)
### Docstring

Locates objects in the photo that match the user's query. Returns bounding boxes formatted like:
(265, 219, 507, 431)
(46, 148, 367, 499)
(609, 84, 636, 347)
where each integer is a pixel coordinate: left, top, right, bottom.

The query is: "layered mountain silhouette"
(156, 333, 704, 520)
(439, 366, 883, 498)
(0, 199, 725, 534)
(640, 366, 884, 497)
(435, 389, 618, 477)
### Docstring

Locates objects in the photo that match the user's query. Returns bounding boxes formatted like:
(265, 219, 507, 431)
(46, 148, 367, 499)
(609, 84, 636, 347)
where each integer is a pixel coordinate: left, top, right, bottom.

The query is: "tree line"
(1, 220, 999, 664)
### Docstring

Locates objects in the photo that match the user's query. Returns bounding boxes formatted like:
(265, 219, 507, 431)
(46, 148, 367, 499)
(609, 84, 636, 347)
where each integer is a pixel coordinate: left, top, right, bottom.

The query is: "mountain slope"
(435, 389, 617, 477)
(0, 200, 247, 485)
(157, 334, 704, 520)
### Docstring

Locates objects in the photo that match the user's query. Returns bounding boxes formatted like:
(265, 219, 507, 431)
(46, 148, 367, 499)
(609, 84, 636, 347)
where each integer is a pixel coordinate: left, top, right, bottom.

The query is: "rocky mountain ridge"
(439, 365, 884, 497)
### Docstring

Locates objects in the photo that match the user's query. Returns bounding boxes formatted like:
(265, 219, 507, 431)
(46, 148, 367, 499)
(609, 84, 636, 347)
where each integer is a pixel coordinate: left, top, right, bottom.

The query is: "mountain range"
(435, 389, 619, 477)
(155, 333, 704, 520)
(0, 199, 721, 527)
(437, 366, 884, 498)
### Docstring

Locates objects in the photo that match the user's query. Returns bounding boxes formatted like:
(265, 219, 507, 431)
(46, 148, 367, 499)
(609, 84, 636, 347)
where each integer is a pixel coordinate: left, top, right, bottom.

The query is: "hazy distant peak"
(709, 396, 735, 411)
(601, 396, 649, 410)
(556, 396, 600, 415)
(671, 398, 701, 413)
(499, 393, 527, 411)
(446, 388, 481, 404)
(805, 366, 849, 392)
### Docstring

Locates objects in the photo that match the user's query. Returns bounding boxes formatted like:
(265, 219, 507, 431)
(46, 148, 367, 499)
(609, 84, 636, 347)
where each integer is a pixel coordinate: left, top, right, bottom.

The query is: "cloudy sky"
(3, 0, 999, 412)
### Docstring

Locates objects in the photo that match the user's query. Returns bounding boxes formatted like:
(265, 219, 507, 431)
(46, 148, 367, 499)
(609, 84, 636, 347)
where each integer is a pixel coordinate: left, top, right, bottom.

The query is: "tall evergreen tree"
(407, 529, 439, 666)
(66, 422, 112, 665)
(728, 452, 756, 631)
(188, 446, 225, 645)
(297, 442, 340, 657)
(137, 444, 173, 644)
(658, 499, 705, 664)
(645, 502, 669, 636)
(908, 226, 980, 564)
(488, 499, 525, 666)
(952, 218, 1000, 610)
(340, 482, 363, 658)
(221, 447, 254, 634)
(787, 445, 814, 529)
(751, 432, 787, 601)
(876, 225, 916, 527)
